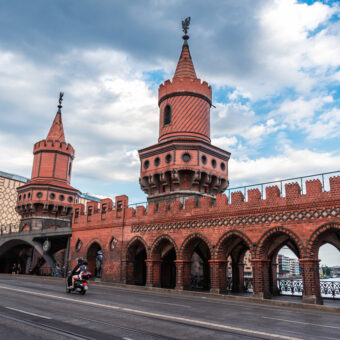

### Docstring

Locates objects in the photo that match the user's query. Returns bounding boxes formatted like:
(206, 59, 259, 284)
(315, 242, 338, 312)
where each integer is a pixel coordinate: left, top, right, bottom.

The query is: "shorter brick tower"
(139, 22, 230, 202)
(16, 93, 79, 231)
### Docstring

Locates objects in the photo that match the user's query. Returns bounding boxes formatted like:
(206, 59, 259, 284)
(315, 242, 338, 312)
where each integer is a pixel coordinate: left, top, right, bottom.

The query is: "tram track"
(1, 277, 337, 340)
(0, 312, 95, 340)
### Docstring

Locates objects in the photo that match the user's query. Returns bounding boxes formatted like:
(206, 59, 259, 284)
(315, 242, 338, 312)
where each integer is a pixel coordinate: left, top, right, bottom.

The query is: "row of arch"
(124, 223, 340, 304)
(127, 223, 340, 262)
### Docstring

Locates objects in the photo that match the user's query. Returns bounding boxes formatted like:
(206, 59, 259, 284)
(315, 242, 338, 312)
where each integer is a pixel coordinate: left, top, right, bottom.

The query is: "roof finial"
(182, 17, 191, 41)
(58, 92, 64, 113)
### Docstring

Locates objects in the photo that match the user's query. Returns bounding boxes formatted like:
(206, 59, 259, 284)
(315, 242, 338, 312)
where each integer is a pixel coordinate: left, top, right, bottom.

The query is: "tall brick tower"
(139, 19, 230, 202)
(16, 93, 79, 231)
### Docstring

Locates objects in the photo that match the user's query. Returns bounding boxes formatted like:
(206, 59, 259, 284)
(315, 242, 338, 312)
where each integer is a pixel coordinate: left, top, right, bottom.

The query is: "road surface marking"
(6, 306, 52, 319)
(262, 317, 340, 330)
(0, 285, 302, 340)
(140, 299, 189, 308)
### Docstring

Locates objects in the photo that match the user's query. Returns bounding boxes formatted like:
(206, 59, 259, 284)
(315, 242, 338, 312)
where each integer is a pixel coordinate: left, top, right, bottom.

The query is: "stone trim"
(132, 207, 340, 233)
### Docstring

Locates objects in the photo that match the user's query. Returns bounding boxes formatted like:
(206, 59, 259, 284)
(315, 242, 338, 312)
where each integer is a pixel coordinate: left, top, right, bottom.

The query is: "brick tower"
(139, 19, 230, 202)
(16, 93, 79, 231)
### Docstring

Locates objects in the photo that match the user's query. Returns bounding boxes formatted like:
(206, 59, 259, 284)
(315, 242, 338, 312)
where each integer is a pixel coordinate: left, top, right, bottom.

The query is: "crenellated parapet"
(72, 176, 340, 230)
(158, 78, 212, 106)
(33, 139, 75, 158)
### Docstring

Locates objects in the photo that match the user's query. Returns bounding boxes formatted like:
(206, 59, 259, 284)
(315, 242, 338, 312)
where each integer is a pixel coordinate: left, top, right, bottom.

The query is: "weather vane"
(58, 92, 64, 112)
(182, 17, 191, 40)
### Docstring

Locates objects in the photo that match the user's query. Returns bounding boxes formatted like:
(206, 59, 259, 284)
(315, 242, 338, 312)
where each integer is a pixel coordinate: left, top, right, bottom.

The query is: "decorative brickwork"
(0, 174, 27, 232)
(131, 206, 340, 233)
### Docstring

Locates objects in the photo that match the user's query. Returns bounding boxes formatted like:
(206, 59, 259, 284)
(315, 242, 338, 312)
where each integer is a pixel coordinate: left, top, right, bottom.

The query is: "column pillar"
(271, 261, 279, 296)
(300, 258, 322, 305)
(182, 260, 192, 289)
(237, 262, 245, 292)
(174, 260, 189, 290)
(121, 260, 128, 283)
(63, 236, 70, 278)
(145, 260, 162, 287)
(209, 260, 227, 293)
(251, 259, 271, 299)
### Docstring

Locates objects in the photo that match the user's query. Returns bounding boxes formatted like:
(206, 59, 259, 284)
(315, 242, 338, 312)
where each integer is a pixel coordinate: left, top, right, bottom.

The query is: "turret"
(139, 18, 230, 203)
(16, 93, 79, 230)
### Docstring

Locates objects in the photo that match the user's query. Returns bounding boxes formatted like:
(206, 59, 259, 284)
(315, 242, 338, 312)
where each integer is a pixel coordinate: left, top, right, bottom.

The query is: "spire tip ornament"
(182, 17, 191, 41)
(58, 92, 64, 112)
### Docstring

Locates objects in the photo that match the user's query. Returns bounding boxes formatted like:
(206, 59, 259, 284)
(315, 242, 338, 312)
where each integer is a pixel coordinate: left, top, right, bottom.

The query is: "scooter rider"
(68, 257, 83, 288)
(71, 259, 88, 288)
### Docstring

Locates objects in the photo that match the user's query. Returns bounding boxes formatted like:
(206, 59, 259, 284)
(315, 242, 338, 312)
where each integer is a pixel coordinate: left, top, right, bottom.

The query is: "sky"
(0, 1, 339, 263)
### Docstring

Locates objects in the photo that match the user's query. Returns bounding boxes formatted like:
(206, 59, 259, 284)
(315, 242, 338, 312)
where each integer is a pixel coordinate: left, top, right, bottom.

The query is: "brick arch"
(179, 233, 213, 260)
(215, 230, 254, 260)
(256, 226, 304, 259)
(85, 238, 104, 255)
(306, 222, 340, 258)
(150, 234, 179, 260)
(125, 236, 149, 259)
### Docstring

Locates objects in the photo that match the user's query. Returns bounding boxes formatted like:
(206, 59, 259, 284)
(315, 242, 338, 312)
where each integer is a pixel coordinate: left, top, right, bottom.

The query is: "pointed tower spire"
(47, 92, 66, 143)
(173, 17, 197, 80)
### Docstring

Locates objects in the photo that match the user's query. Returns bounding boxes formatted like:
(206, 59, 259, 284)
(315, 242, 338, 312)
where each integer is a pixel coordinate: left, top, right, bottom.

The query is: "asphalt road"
(0, 276, 339, 340)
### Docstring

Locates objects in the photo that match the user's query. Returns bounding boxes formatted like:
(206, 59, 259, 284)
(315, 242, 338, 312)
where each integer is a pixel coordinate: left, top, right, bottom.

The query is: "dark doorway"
(87, 243, 102, 278)
(161, 248, 176, 288)
(127, 240, 147, 285)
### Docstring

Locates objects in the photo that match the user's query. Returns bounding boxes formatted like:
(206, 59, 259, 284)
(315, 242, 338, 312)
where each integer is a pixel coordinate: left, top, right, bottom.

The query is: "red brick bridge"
(70, 174, 340, 305)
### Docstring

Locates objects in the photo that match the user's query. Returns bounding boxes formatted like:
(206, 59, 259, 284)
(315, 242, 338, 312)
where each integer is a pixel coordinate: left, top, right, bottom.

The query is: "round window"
(68, 196, 73, 203)
(23, 194, 26, 199)
(201, 155, 207, 165)
(28, 193, 31, 199)
(221, 162, 226, 171)
(182, 153, 191, 163)
(59, 195, 65, 201)
(211, 159, 217, 168)
(37, 192, 43, 199)
(144, 160, 150, 169)
(50, 193, 55, 199)
(19, 195, 22, 201)
(165, 154, 172, 163)
(154, 157, 160, 166)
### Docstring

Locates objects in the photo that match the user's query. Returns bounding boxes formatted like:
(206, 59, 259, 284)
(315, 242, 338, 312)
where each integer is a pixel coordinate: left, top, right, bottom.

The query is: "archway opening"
(276, 246, 301, 297)
(152, 238, 176, 288)
(183, 237, 211, 291)
(87, 242, 102, 278)
(311, 227, 340, 302)
(259, 231, 301, 299)
(127, 240, 147, 286)
(217, 234, 251, 294)
(161, 247, 176, 288)
(0, 243, 33, 274)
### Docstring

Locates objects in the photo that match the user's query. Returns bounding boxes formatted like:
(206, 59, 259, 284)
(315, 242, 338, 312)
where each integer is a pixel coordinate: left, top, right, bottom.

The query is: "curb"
(2, 274, 340, 314)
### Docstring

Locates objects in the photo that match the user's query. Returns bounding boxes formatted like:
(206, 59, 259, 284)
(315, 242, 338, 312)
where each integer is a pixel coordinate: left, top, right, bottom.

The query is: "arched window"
(164, 105, 171, 125)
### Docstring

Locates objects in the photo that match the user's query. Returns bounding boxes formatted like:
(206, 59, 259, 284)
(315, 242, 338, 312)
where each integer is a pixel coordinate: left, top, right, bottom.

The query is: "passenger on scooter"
(68, 257, 83, 288)
(71, 259, 88, 288)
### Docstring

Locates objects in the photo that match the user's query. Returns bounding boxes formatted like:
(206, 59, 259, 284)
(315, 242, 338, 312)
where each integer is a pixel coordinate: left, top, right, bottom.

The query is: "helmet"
(77, 257, 83, 264)
(83, 259, 88, 265)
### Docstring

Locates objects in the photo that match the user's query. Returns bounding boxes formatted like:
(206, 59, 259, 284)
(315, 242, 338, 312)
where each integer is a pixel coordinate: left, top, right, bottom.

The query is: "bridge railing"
(226, 170, 340, 201)
(128, 170, 340, 210)
(0, 223, 20, 236)
(278, 279, 340, 299)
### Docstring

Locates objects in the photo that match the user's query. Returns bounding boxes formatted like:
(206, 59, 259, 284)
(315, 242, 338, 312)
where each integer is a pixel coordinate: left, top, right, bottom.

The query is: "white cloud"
(306, 107, 340, 139)
(0, 48, 159, 183)
(212, 136, 238, 150)
(270, 96, 340, 140)
(229, 145, 340, 186)
(213, 0, 340, 99)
